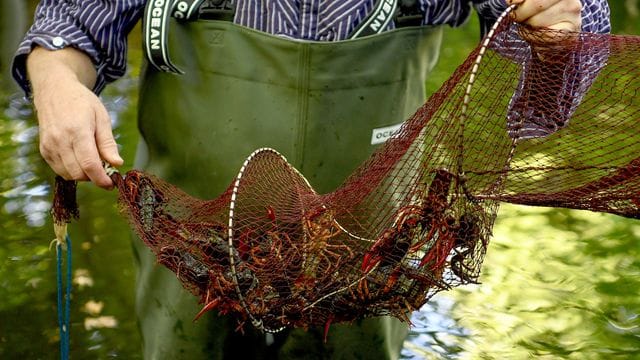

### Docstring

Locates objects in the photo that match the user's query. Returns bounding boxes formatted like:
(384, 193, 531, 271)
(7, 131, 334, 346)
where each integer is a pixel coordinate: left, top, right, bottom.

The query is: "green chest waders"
(133, 20, 442, 359)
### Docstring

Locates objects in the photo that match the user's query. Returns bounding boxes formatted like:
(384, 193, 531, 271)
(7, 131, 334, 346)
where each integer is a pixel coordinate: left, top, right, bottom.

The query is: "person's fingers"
(73, 134, 113, 188)
(40, 144, 71, 180)
(507, 0, 526, 6)
(511, 0, 581, 32)
(511, 0, 562, 22)
(39, 126, 76, 180)
(59, 141, 90, 182)
(94, 103, 124, 167)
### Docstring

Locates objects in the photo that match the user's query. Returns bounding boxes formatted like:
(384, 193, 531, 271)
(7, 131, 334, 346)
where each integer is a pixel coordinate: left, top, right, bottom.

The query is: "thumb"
(547, 21, 579, 32)
(94, 105, 124, 167)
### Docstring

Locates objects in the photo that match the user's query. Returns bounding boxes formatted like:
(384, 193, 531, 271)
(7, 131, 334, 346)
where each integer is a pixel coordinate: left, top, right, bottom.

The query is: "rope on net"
(51, 177, 77, 359)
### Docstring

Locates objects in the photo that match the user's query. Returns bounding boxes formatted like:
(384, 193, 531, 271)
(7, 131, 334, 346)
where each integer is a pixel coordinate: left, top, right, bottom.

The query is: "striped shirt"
(13, 0, 610, 95)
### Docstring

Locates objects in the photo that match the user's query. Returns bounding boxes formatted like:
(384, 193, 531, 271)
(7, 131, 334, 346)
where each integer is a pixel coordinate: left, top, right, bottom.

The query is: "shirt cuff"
(12, 30, 108, 97)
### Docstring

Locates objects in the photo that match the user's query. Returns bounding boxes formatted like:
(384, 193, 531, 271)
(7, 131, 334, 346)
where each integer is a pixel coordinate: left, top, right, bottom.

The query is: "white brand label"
(371, 123, 403, 145)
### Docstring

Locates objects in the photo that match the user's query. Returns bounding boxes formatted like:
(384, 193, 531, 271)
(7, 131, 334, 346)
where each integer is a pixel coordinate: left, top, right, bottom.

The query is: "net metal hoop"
(458, 4, 519, 192)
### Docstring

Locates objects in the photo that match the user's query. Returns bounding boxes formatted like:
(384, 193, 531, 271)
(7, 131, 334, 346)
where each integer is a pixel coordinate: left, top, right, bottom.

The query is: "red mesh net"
(55, 9, 640, 333)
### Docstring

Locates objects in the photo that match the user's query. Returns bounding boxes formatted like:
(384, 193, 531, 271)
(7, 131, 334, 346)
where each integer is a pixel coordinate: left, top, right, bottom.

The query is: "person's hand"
(508, 0, 582, 32)
(27, 46, 123, 189)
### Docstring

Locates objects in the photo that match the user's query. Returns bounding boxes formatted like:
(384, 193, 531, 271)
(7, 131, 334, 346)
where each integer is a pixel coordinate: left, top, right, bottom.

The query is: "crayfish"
(300, 206, 353, 278)
(449, 213, 483, 284)
(360, 169, 455, 295)
(361, 169, 454, 272)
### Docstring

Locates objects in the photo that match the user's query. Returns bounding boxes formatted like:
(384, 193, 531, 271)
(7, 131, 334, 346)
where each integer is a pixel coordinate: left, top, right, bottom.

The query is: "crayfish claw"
(361, 252, 380, 273)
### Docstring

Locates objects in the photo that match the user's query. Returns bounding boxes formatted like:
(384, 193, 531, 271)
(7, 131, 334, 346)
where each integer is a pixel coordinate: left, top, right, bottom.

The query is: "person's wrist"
(27, 46, 97, 96)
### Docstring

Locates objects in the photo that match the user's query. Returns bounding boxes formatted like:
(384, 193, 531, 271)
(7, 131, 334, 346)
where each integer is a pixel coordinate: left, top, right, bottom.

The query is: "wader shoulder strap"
(348, 0, 398, 39)
(144, 0, 234, 74)
(143, 0, 407, 73)
(143, 0, 199, 73)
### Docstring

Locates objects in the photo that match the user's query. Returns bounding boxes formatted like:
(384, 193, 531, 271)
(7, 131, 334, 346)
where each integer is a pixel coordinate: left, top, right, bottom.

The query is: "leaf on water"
(26, 277, 42, 288)
(73, 268, 94, 288)
(82, 300, 104, 315)
(84, 316, 118, 330)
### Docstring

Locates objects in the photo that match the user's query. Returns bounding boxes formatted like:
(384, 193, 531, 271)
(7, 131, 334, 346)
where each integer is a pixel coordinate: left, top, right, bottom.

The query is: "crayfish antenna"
(193, 298, 220, 322)
(323, 314, 334, 343)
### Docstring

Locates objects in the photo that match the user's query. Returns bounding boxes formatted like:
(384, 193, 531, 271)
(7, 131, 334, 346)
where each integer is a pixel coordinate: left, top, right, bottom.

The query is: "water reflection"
(402, 296, 470, 359)
(2, 97, 49, 227)
(399, 205, 640, 359)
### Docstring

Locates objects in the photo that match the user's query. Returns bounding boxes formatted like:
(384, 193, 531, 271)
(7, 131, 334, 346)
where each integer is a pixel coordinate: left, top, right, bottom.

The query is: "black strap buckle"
(396, 0, 423, 28)
(199, 0, 236, 21)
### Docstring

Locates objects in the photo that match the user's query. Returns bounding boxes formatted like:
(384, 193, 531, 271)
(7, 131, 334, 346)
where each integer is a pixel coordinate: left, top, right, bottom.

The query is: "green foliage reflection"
(451, 205, 640, 358)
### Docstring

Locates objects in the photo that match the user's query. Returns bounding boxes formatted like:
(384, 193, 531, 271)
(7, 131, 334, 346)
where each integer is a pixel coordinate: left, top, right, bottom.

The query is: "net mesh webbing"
(57, 9, 640, 333)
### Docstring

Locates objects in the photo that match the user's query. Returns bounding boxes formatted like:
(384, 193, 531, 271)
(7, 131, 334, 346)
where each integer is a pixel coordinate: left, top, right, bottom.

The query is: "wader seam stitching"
(295, 43, 311, 167)
(182, 70, 409, 89)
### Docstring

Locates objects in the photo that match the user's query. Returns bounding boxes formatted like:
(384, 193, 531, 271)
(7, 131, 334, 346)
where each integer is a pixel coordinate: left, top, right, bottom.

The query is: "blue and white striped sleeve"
(420, 0, 610, 36)
(580, 0, 610, 33)
(414, 0, 508, 32)
(12, 0, 145, 96)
